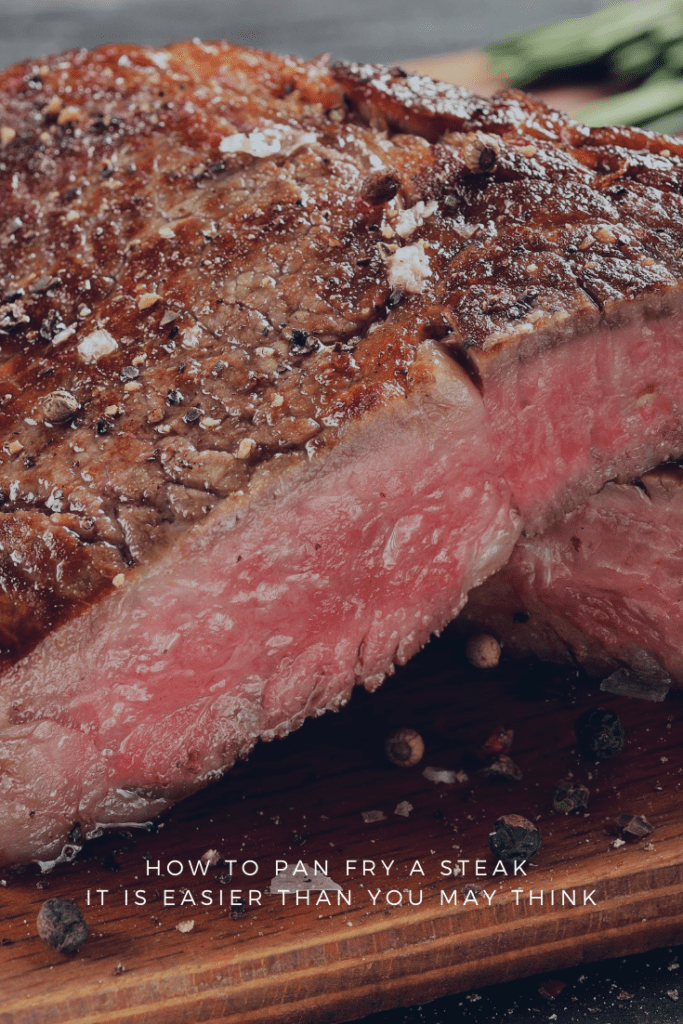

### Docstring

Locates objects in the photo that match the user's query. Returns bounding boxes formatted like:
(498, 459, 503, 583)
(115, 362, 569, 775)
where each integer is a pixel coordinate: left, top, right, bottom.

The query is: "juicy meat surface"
(458, 465, 683, 693)
(4, 43, 683, 864)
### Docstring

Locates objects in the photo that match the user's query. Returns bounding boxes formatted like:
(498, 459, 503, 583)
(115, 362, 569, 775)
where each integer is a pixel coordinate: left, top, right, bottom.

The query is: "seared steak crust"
(2, 45, 683, 669)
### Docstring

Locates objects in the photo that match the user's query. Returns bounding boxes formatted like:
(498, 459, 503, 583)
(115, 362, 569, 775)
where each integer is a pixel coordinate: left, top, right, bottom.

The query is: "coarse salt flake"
(361, 810, 386, 823)
(138, 292, 161, 310)
(176, 919, 195, 933)
(112, 574, 126, 588)
(422, 766, 459, 785)
(181, 326, 202, 349)
(394, 801, 413, 817)
(383, 243, 432, 294)
(236, 438, 256, 459)
(51, 323, 76, 346)
(391, 200, 438, 239)
(56, 105, 82, 126)
(77, 329, 118, 363)
(219, 126, 316, 159)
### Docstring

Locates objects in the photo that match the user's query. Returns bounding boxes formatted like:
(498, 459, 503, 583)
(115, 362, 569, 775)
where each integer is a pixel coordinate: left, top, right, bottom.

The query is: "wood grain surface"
(3, 628, 683, 1024)
(2, 51, 674, 1024)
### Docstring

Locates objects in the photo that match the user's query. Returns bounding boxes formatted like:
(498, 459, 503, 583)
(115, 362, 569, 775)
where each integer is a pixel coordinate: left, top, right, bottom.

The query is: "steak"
(458, 464, 683, 696)
(4, 43, 683, 865)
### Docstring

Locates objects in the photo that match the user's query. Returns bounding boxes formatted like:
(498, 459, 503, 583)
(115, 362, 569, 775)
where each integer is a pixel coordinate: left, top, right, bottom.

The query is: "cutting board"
(3, 52, 675, 1024)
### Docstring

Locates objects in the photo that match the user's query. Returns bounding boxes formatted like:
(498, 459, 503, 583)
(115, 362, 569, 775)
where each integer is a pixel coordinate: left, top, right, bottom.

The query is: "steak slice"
(458, 464, 683, 696)
(4, 45, 683, 865)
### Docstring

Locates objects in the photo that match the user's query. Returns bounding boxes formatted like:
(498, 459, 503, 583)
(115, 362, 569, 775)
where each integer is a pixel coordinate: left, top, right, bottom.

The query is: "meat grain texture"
(459, 464, 683, 692)
(3, 42, 683, 865)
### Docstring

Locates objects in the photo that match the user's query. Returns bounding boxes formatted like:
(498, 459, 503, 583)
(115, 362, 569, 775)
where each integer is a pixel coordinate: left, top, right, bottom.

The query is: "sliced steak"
(4, 45, 683, 865)
(458, 465, 683, 695)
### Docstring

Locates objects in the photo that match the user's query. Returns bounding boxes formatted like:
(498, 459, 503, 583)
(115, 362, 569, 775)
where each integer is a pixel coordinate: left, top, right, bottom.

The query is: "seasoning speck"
(112, 574, 125, 588)
(37, 898, 88, 954)
(176, 919, 195, 933)
(120, 365, 140, 382)
(0, 125, 16, 147)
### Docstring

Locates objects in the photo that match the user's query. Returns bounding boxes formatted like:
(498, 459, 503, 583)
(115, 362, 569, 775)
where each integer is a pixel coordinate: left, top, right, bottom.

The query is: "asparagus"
(578, 77, 683, 126)
(487, 0, 683, 131)
(487, 0, 676, 87)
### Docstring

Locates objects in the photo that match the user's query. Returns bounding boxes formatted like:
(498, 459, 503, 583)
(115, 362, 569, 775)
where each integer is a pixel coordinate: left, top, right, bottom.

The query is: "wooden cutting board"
(3, 52, 674, 1024)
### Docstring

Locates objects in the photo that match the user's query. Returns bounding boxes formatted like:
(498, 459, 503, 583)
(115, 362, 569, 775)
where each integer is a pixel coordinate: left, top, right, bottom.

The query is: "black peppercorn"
(120, 365, 140, 382)
(166, 388, 183, 405)
(489, 814, 542, 864)
(552, 778, 590, 814)
(575, 706, 625, 760)
(360, 169, 401, 206)
(36, 897, 88, 954)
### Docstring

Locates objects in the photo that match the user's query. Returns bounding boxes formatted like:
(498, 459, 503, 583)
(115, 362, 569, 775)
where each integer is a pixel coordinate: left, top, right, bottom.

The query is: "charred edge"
(576, 279, 604, 314)
(439, 335, 484, 395)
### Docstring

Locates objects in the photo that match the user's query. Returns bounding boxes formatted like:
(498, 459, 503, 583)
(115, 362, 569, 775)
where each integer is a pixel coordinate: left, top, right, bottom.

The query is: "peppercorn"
(466, 633, 501, 669)
(36, 897, 88, 954)
(459, 131, 501, 174)
(385, 727, 424, 767)
(552, 778, 590, 814)
(574, 706, 625, 760)
(41, 389, 80, 424)
(615, 813, 655, 841)
(489, 814, 542, 864)
(360, 169, 401, 206)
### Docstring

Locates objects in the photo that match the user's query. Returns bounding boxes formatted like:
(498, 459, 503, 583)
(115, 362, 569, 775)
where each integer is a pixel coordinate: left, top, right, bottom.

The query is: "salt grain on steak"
(4, 44, 683, 865)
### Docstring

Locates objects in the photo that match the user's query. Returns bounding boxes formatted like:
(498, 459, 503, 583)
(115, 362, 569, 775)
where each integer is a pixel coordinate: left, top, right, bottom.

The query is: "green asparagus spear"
(579, 76, 683, 126)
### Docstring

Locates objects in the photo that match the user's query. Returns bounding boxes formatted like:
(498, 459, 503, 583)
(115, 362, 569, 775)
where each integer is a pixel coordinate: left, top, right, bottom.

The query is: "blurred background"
(0, 0, 597, 69)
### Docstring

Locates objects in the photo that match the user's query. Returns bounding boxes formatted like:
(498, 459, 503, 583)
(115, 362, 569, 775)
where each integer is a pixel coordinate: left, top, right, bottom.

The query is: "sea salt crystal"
(271, 862, 342, 893)
(219, 126, 317, 159)
(383, 243, 432, 294)
(77, 328, 118, 363)
(176, 919, 194, 933)
(361, 810, 386, 823)
(423, 766, 458, 785)
(391, 200, 438, 239)
(394, 801, 413, 817)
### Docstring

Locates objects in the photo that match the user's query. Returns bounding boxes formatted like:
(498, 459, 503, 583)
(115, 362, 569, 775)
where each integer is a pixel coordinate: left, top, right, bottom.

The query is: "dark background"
(1, 0, 596, 69)
(3, 2, 681, 1023)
